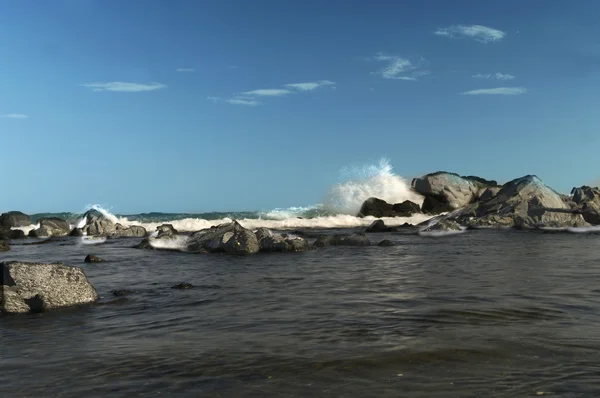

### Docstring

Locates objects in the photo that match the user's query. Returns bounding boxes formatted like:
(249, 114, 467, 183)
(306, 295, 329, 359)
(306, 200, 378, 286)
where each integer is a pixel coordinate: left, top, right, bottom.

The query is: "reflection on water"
(2, 229, 600, 397)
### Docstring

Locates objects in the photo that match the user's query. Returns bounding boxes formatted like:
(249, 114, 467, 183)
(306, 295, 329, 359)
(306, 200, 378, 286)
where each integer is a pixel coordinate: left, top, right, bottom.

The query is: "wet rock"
(570, 186, 600, 225)
(132, 238, 153, 250)
(69, 228, 84, 237)
(0, 241, 10, 252)
(156, 224, 178, 238)
(377, 239, 395, 247)
(187, 221, 259, 255)
(110, 289, 134, 297)
(115, 224, 147, 238)
(420, 219, 463, 233)
(254, 227, 273, 242)
(0, 211, 31, 228)
(365, 219, 395, 233)
(29, 217, 70, 238)
(0, 229, 26, 240)
(171, 282, 194, 289)
(313, 233, 371, 248)
(84, 254, 105, 263)
(358, 198, 422, 218)
(0, 261, 99, 314)
(259, 235, 310, 252)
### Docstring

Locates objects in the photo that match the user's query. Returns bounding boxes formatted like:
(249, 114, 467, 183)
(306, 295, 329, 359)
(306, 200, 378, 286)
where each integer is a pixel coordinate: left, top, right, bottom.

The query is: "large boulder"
(29, 217, 70, 238)
(0, 261, 99, 314)
(451, 175, 588, 229)
(570, 186, 600, 225)
(0, 211, 31, 228)
(84, 218, 147, 238)
(114, 224, 147, 238)
(156, 224, 178, 238)
(186, 221, 259, 255)
(412, 172, 498, 214)
(0, 228, 26, 240)
(0, 241, 9, 252)
(255, 228, 310, 253)
(358, 198, 421, 218)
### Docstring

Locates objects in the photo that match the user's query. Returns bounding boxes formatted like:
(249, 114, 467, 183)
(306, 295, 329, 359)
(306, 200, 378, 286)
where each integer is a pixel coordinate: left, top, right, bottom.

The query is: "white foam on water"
(566, 226, 600, 233)
(418, 228, 467, 237)
(148, 236, 190, 250)
(12, 224, 39, 235)
(80, 236, 107, 245)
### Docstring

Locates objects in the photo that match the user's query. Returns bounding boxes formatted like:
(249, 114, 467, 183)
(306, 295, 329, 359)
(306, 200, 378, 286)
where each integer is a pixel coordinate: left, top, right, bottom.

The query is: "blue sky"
(1, 0, 599, 213)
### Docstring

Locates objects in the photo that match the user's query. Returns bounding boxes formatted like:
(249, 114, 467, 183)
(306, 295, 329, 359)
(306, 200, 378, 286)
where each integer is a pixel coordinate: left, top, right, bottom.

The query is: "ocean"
(2, 160, 600, 397)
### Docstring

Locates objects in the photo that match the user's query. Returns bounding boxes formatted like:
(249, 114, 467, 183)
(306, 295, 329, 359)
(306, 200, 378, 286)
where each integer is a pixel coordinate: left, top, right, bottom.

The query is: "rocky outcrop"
(365, 219, 395, 233)
(0, 261, 99, 314)
(438, 175, 588, 229)
(412, 172, 499, 214)
(0, 211, 31, 228)
(83, 219, 147, 238)
(570, 186, 600, 225)
(420, 219, 463, 233)
(156, 224, 178, 238)
(313, 233, 370, 248)
(29, 217, 70, 238)
(358, 198, 422, 218)
(84, 254, 105, 263)
(0, 241, 9, 252)
(114, 224, 147, 237)
(0, 228, 26, 240)
(186, 221, 259, 255)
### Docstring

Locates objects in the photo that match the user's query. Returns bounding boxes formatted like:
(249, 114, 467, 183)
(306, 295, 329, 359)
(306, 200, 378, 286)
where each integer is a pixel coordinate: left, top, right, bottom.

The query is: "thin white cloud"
(371, 53, 427, 81)
(473, 73, 515, 80)
(176, 68, 196, 72)
(207, 96, 259, 106)
(435, 25, 506, 43)
(1, 113, 28, 119)
(82, 82, 167, 92)
(241, 89, 291, 97)
(460, 87, 527, 95)
(284, 80, 335, 91)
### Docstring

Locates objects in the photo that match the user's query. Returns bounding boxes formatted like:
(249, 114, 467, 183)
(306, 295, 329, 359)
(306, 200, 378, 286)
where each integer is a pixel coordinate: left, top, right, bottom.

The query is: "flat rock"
(0, 261, 99, 314)
(313, 233, 370, 248)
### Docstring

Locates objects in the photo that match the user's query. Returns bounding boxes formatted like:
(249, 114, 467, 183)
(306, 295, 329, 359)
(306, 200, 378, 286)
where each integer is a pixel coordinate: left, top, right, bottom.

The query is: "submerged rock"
(377, 239, 395, 247)
(0, 211, 31, 229)
(29, 217, 70, 238)
(171, 282, 194, 289)
(0, 241, 10, 252)
(187, 221, 259, 255)
(365, 219, 395, 233)
(313, 233, 371, 248)
(412, 172, 498, 214)
(111, 289, 134, 297)
(84, 254, 105, 263)
(358, 198, 422, 218)
(0, 261, 99, 314)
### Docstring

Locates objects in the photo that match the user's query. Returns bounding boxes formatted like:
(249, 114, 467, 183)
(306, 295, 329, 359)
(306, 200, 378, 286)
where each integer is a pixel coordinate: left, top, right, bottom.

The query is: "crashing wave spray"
(322, 158, 424, 216)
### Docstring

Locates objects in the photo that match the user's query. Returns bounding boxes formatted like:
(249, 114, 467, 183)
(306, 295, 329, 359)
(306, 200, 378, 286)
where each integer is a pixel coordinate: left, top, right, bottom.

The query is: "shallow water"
(2, 229, 600, 397)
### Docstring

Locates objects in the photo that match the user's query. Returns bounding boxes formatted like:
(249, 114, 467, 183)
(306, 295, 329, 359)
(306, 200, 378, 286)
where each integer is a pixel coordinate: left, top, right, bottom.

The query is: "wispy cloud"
(207, 96, 259, 106)
(176, 68, 196, 72)
(435, 25, 506, 43)
(1, 113, 28, 119)
(82, 82, 167, 92)
(241, 89, 291, 97)
(284, 80, 336, 91)
(473, 73, 515, 80)
(371, 53, 428, 81)
(460, 87, 527, 95)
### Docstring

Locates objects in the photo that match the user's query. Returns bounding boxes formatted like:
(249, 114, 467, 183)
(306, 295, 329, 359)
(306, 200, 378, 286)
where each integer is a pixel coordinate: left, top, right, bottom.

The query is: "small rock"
(0, 241, 10, 252)
(171, 283, 194, 289)
(365, 219, 394, 233)
(69, 228, 84, 237)
(110, 289, 134, 297)
(84, 254, 105, 263)
(378, 239, 395, 247)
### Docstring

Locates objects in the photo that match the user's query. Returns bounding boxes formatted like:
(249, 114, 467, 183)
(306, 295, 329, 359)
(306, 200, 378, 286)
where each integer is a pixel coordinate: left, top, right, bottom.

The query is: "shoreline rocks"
(0, 261, 99, 314)
(29, 217, 70, 238)
(0, 211, 31, 229)
(358, 198, 422, 218)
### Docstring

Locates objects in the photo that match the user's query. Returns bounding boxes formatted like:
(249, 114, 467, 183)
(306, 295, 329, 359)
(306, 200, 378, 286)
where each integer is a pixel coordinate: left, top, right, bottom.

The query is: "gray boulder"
(29, 217, 70, 237)
(0, 241, 9, 252)
(570, 186, 600, 225)
(0, 261, 99, 314)
(114, 224, 147, 237)
(187, 221, 259, 255)
(313, 233, 370, 248)
(365, 219, 395, 233)
(420, 219, 463, 233)
(156, 224, 178, 238)
(84, 218, 147, 238)
(0, 211, 31, 228)
(259, 235, 310, 253)
(358, 197, 422, 218)
(412, 172, 499, 214)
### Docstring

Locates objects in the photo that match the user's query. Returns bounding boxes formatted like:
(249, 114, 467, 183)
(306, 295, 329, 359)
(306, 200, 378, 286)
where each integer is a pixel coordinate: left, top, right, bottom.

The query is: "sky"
(1, 0, 599, 214)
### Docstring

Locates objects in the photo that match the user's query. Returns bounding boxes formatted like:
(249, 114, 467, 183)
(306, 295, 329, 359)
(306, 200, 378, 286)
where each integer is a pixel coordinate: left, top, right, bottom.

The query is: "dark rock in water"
(69, 228, 84, 237)
(133, 238, 153, 250)
(85, 218, 147, 238)
(254, 227, 273, 242)
(358, 198, 422, 218)
(365, 219, 395, 233)
(30, 217, 70, 238)
(187, 221, 259, 255)
(84, 254, 105, 263)
(377, 239, 395, 247)
(171, 282, 194, 289)
(111, 289, 134, 297)
(259, 235, 310, 253)
(313, 233, 371, 248)
(0, 241, 10, 252)
(0, 261, 99, 314)
(400, 222, 413, 228)
(0, 211, 31, 228)
(156, 224, 178, 238)
(412, 171, 499, 214)
(0, 228, 26, 240)
(115, 224, 147, 238)
(420, 219, 463, 233)
(570, 186, 600, 225)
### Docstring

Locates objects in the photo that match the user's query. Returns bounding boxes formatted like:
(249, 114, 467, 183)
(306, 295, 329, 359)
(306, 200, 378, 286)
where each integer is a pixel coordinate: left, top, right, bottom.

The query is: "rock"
(478, 187, 501, 202)
(258, 235, 310, 252)
(69, 228, 84, 237)
(0, 211, 31, 228)
(29, 217, 70, 238)
(156, 224, 178, 238)
(313, 233, 371, 248)
(0, 241, 10, 252)
(0, 261, 99, 314)
(1, 228, 26, 240)
(420, 219, 463, 233)
(377, 239, 395, 247)
(570, 186, 600, 225)
(84, 254, 105, 263)
(84, 219, 147, 238)
(133, 238, 153, 250)
(254, 227, 273, 242)
(412, 171, 498, 214)
(449, 175, 588, 229)
(365, 219, 395, 233)
(111, 289, 134, 297)
(358, 198, 422, 218)
(187, 221, 259, 255)
(115, 224, 147, 237)
(171, 283, 194, 289)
